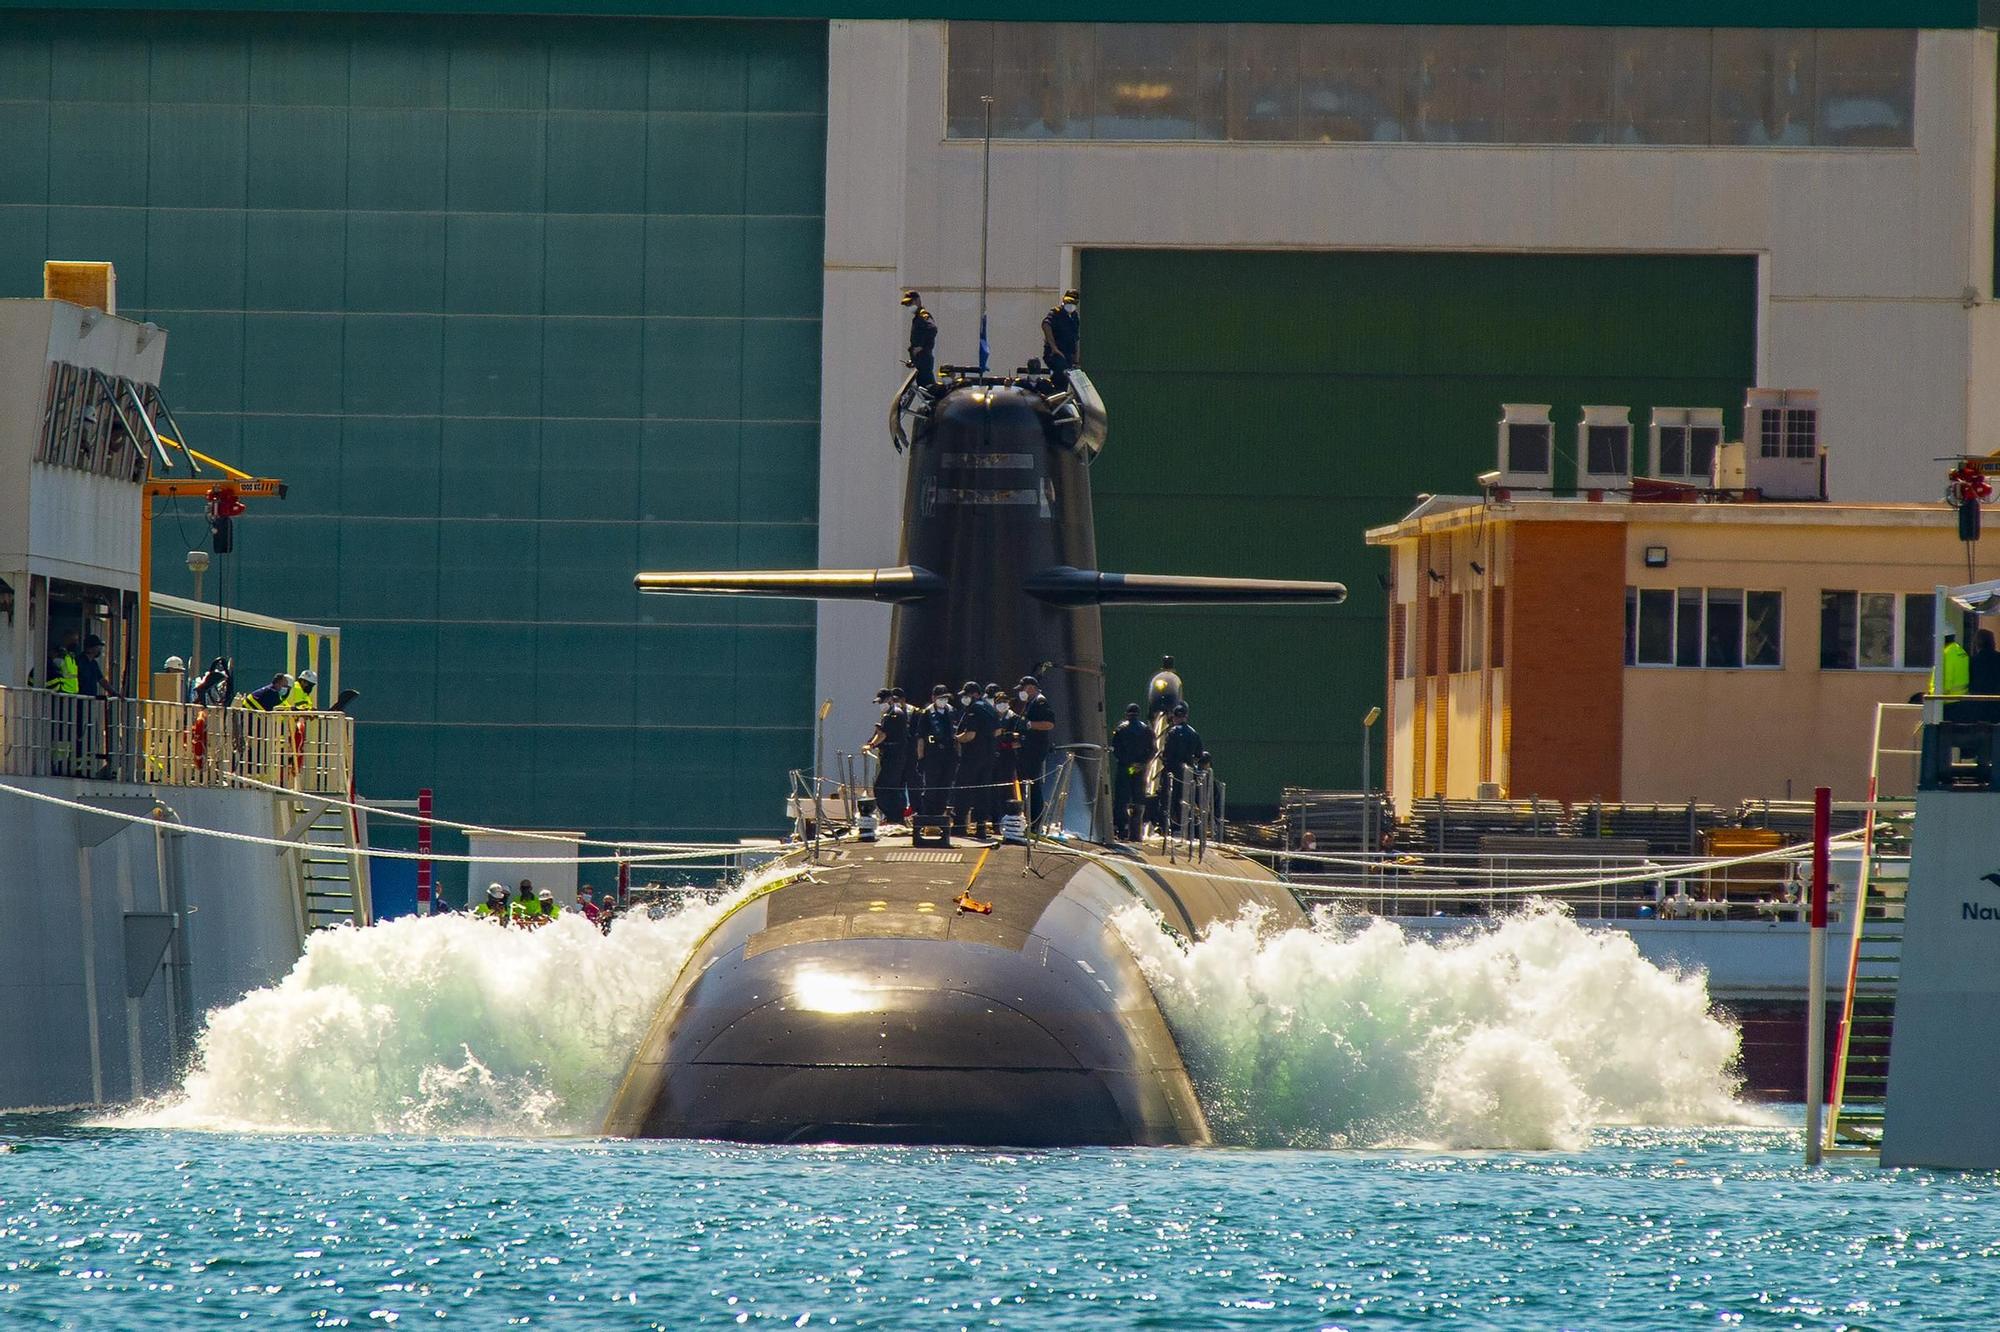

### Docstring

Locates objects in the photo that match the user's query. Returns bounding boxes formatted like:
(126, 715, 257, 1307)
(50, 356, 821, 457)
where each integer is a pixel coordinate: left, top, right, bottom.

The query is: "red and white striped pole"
(416, 787, 433, 917)
(1805, 784, 1831, 1165)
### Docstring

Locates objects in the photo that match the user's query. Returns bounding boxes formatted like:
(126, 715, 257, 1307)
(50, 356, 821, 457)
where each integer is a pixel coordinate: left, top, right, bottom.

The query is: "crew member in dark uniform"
(901, 289, 938, 388)
(1110, 702, 1154, 840)
(1015, 674, 1057, 826)
(862, 687, 910, 823)
(1041, 289, 1080, 377)
(952, 679, 1000, 836)
(916, 684, 958, 818)
(992, 685, 1023, 803)
(1158, 701, 1203, 833)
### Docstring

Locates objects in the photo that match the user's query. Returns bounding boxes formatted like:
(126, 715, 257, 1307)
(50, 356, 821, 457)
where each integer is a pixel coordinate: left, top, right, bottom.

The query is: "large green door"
(1082, 249, 1756, 807)
(0, 14, 826, 858)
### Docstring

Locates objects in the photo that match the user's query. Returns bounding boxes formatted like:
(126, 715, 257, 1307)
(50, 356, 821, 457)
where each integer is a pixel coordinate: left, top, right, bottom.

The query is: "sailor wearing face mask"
(992, 685, 1023, 794)
(1015, 675, 1057, 827)
(1042, 289, 1080, 377)
(916, 684, 959, 818)
(863, 687, 910, 824)
(952, 680, 1001, 837)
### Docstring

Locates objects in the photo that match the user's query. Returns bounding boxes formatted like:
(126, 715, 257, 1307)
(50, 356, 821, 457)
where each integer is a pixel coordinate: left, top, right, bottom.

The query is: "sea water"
(3, 899, 1995, 1328)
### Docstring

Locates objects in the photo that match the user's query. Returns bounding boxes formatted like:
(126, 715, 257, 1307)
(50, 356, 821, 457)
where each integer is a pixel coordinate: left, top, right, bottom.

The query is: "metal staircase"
(275, 792, 370, 934)
(1823, 703, 1919, 1156)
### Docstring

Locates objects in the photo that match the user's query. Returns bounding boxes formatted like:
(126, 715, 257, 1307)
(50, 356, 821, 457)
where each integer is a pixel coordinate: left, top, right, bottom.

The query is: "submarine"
(602, 346, 1346, 1146)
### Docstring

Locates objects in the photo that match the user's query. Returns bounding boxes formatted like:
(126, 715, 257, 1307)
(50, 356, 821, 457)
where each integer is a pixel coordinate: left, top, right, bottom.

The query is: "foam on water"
(113, 889, 742, 1135)
(1112, 902, 1759, 1151)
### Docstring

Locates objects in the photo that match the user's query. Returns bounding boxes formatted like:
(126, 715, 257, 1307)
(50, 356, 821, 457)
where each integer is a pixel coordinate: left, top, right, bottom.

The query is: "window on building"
(1673, 587, 1702, 666)
(1706, 588, 1745, 668)
(1746, 590, 1783, 666)
(947, 24, 1915, 147)
(1903, 592, 1936, 670)
(1821, 590, 1932, 670)
(1657, 425, 1688, 477)
(1447, 592, 1465, 673)
(1632, 587, 1675, 665)
(1464, 586, 1485, 672)
(1630, 586, 1781, 668)
(1491, 586, 1506, 669)
(1506, 422, 1550, 475)
(1392, 604, 1408, 680)
(1758, 409, 1785, 459)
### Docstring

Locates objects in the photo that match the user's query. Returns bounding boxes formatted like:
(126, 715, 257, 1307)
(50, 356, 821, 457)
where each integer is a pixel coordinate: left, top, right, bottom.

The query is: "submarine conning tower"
(887, 371, 1110, 788)
(635, 360, 1349, 830)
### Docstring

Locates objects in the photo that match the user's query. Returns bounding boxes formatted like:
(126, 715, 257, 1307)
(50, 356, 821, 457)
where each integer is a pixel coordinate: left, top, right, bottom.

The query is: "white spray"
(1113, 903, 1758, 1151)
(114, 892, 741, 1135)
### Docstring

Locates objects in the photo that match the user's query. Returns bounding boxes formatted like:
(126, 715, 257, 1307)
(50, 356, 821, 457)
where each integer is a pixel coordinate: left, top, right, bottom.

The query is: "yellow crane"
(137, 437, 285, 702)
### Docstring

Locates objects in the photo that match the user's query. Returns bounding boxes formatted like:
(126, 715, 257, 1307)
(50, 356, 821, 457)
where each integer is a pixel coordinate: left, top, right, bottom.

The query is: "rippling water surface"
(5, 1117, 1996, 1329)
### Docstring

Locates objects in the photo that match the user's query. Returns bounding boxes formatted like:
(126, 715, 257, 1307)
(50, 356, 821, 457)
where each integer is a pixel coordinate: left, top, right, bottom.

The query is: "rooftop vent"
(1497, 404, 1553, 492)
(1649, 407, 1723, 484)
(1577, 405, 1632, 497)
(1740, 388, 1826, 500)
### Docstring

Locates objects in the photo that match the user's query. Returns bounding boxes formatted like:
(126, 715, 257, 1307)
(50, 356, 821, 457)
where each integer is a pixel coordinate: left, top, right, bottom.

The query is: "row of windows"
(946, 24, 1915, 149)
(1394, 585, 1941, 678)
(1625, 587, 1783, 669)
(1622, 587, 1940, 671)
(1390, 588, 1507, 681)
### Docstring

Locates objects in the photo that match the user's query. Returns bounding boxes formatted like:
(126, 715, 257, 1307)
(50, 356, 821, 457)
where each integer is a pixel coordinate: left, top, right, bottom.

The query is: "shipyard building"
(0, 5, 1992, 861)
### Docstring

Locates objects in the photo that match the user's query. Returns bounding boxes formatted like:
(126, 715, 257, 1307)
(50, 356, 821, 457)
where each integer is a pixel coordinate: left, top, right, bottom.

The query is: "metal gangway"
(1821, 702, 1920, 1156)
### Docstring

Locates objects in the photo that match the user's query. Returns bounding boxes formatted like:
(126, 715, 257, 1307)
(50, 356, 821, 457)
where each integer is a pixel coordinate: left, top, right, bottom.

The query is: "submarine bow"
(614, 358, 1338, 1146)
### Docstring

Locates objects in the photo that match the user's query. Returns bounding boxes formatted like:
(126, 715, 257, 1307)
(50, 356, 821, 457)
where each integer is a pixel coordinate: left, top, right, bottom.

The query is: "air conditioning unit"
(1497, 404, 1553, 492)
(1711, 442, 1748, 492)
(1742, 388, 1826, 500)
(1577, 405, 1632, 497)
(1649, 407, 1724, 483)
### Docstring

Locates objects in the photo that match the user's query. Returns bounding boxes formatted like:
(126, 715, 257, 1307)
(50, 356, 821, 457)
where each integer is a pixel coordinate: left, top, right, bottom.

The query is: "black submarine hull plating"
(602, 842, 1302, 1145)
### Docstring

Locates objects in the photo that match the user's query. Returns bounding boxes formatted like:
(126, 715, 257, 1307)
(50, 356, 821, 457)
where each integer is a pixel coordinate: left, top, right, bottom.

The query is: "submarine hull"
(603, 839, 1302, 1145)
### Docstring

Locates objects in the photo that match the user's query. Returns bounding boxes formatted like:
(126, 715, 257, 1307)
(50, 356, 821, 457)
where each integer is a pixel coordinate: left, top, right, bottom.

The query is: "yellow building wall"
(1619, 519, 1991, 804)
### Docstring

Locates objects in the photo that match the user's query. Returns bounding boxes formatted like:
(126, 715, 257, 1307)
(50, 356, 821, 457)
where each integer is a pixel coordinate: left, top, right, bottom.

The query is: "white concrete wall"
(816, 21, 1998, 747)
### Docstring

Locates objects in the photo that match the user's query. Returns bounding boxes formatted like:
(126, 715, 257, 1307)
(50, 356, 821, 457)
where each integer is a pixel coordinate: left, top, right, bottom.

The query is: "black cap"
(901, 289, 921, 306)
(518, 879, 533, 892)
(1125, 702, 1141, 715)
(932, 684, 951, 697)
(83, 634, 103, 649)
(960, 679, 980, 695)
(1017, 675, 1038, 688)
(1172, 702, 1188, 716)
(984, 683, 1002, 697)
(889, 687, 905, 700)
(874, 688, 892, 702)
(1062, 289, 1078, 302)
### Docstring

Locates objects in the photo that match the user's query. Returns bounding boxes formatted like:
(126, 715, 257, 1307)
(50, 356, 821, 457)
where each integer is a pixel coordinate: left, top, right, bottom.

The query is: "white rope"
(0, 778, 778, 866)
(1041, 829, 1866, 900)
(219, 770, 772, 854)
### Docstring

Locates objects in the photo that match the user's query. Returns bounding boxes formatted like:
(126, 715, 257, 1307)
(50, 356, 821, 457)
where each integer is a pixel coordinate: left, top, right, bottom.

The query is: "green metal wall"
(0, 12, 827, 855)
(1082, 249, 1757, 807)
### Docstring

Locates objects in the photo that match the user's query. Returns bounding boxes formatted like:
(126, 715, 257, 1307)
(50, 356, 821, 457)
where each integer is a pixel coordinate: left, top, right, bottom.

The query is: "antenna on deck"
(978, 95, 992, 374)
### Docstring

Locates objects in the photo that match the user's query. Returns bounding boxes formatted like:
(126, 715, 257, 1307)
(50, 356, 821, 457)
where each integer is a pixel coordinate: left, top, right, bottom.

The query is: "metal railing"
(0, 683, 352, 794)
(1282, 846, 1875, 923)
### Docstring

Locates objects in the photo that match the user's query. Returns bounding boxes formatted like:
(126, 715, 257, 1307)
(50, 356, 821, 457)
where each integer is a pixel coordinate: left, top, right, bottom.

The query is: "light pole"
(1360, 706, 1382, 854)
(185, 550, 210, 686)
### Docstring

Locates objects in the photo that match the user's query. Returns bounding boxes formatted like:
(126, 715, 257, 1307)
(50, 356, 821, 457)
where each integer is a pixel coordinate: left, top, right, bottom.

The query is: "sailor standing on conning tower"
(1042, 289, 1080, 377)
(902, 289, 938, 389)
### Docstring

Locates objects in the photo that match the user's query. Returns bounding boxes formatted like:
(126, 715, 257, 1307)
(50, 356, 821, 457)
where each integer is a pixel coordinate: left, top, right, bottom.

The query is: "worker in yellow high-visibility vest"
(1937, 634, 1970, 696)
